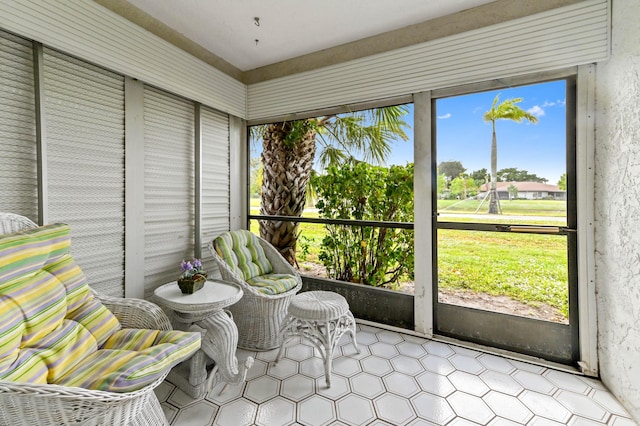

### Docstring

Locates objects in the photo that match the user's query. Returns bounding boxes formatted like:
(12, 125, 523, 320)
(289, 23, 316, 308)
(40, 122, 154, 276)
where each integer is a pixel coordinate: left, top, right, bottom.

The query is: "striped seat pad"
(247, 273, 299, 295)
(0, 223, 200, 392)
(0, 224, 120, 385)
(214, 230, 273, 280)
(55, 329, 201, 392)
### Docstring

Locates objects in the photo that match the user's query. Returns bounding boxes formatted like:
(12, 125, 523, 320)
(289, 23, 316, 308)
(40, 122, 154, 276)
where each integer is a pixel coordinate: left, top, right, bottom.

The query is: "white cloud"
(528, 105, 545, 117)
(438, 113, 452, 119)
(541, 98, 566, 108)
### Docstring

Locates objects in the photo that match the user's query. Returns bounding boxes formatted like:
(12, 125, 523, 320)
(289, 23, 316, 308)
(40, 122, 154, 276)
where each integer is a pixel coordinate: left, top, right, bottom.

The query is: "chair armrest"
(95, 293, 172, 330)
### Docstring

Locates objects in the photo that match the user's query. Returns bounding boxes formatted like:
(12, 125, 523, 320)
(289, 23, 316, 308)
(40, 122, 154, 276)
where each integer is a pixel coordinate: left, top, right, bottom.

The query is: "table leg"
(189, 309, 254, 388)
(188, 350, 208, 387)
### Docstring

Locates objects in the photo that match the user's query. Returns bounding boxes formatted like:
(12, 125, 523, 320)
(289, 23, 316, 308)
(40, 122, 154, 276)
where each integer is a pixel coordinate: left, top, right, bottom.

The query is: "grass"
(438, 198, 566, 217)
(438, 229, 568, 317)
(250, 198, 569, 318)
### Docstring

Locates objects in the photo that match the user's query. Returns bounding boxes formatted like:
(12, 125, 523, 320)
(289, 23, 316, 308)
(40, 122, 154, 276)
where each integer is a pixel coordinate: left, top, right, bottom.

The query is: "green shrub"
(312, 160, 414, 288)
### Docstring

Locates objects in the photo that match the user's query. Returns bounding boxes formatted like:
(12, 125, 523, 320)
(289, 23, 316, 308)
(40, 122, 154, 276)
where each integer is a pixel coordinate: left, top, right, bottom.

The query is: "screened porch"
(0, 0, 638, 423)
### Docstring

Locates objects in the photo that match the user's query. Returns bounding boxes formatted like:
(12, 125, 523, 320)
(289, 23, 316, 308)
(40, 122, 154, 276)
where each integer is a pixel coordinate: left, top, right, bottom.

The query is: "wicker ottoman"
(275, 291, 360, 387)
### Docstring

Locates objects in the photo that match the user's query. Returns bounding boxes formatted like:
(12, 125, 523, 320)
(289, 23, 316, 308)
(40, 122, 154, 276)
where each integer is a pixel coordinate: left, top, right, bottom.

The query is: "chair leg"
(275, 315, 295, 364)
(347, 311, 360, 354)
(324, 348, 333, 387)
(274, 339, 287, 364)
(321, 323, 334, 387)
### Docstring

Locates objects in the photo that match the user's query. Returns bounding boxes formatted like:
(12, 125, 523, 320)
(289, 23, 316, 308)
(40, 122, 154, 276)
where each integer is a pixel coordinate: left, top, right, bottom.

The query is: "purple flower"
(179, 258, 206, 279)
(180, 260, 193, 272)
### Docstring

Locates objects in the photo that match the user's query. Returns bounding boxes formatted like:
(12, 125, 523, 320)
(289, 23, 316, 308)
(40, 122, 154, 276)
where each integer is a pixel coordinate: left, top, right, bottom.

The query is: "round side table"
(154, 280, 254, 398)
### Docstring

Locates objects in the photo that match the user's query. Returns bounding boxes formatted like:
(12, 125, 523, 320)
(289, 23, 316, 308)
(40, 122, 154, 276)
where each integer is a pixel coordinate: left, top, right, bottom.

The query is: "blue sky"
(386, 80, 567, 184)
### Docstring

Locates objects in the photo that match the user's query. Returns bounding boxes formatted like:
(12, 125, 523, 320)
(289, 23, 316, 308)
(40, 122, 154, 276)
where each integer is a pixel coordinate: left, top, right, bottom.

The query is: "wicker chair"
(0, 212, 39, 234)
(209, 230, 302, 351)
(0, 212, 183, 426)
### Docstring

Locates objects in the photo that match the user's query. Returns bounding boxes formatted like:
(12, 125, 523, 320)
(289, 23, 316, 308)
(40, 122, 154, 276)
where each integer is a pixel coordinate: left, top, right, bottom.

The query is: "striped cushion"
(214, 230, 273, 280)
(1, 319, 98, 384)
(0, 224, 119, 384)
(45, 254, 119, 347)
(56, 329, 201, 392)
(247, 273, 299, 295)
(0, 223, 200, 392)
(0, 223, 66, 283)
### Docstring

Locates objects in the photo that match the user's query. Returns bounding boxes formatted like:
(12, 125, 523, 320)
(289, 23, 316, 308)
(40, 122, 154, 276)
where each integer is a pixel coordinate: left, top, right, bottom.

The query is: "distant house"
(478, 182, 566, 201)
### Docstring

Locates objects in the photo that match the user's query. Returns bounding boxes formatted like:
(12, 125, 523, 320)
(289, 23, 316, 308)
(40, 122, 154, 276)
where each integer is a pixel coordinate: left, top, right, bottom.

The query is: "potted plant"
(177, 258, 207, 294)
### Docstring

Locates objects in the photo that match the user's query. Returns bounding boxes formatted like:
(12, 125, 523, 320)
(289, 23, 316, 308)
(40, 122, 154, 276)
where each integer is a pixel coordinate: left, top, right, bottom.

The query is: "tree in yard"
(436, 169, 448, 199)
(470, 168, 489, 187)
(450, 176, 478, 200)
(438, 160, 466, 182)
(483, 95, 538, 214)
(497, 167, 547, 183)
(256, 106, 409, 264)
(507, 183, 519, 200)
(557, 173, 567, 190)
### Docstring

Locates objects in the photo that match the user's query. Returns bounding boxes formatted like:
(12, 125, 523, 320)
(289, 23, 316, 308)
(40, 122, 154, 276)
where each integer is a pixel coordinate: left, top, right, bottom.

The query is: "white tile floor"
(155, 324, 636, 426)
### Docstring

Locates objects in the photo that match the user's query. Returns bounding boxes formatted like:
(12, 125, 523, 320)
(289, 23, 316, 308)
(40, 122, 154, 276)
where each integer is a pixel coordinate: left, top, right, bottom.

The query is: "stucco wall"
(595, 0, 640, 420)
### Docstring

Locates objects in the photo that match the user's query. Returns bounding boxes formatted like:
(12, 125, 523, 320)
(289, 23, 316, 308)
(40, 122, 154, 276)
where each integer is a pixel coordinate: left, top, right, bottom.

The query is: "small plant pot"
(177, 276, 206, 294)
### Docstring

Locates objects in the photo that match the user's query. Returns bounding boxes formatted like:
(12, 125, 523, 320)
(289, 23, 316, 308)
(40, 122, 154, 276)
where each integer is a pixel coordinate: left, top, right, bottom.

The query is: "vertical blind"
(200, 106, 230, 273)
(0, 30, 37, 220)
(43, 47, 126, 296)
(143, 86, 195, 297)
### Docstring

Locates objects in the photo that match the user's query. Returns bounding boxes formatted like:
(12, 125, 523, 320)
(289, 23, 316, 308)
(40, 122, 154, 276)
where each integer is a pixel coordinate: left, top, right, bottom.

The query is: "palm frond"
(314, 105, 409, 168)
(483, 95, 538, 124)
(317, 145, 349, 169)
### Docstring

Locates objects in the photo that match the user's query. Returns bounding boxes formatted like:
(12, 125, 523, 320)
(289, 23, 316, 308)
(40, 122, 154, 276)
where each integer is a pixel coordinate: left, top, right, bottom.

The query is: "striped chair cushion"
(214, 230, 273, 280)
(0, 224, 120, 384)
(56, 329, 201, 392)
(0, 223, 200, 392)
(247, 273, 300, 295)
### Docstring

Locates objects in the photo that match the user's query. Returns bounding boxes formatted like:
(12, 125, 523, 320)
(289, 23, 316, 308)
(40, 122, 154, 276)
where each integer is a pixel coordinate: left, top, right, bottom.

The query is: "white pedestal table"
(154, 280, 254, 398)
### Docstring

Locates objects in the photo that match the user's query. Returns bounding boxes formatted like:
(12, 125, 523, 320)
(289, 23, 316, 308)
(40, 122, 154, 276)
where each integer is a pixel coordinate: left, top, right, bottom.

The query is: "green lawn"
(250, 198, 569, 318)
(438, 198, 566, 216)
(438, 229, 568, 316)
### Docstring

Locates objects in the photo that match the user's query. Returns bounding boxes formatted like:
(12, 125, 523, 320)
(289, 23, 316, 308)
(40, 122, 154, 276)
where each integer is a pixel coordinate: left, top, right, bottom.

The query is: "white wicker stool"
(275, 291, 360, 387)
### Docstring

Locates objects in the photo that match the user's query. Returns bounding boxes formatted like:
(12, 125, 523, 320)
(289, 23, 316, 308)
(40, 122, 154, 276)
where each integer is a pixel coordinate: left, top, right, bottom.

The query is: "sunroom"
(0, 0, 638, 424)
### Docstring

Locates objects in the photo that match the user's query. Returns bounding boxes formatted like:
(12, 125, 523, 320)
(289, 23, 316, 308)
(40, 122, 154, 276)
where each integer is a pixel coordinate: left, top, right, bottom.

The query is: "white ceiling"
(123, 0, 496, 71)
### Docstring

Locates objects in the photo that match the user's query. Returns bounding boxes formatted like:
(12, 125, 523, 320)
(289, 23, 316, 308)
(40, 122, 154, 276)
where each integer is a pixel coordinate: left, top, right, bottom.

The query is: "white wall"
(594, 0, 640, 420)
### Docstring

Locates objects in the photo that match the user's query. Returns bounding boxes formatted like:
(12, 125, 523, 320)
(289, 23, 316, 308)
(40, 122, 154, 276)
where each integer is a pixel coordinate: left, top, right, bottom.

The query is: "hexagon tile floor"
(155, 324, 636, 426)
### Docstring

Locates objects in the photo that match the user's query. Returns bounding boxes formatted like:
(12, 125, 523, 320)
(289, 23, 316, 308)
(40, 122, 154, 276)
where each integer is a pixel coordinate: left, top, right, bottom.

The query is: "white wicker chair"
(0, 212, 39, 234)
(0, 212, 175, 426)
(209, 230, 302, 351)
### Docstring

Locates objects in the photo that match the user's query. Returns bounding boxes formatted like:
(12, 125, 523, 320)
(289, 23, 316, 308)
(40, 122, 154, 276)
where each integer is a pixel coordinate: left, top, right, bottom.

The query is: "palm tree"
(256, 106, 409, 265)
(483, 95, 538, 214)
